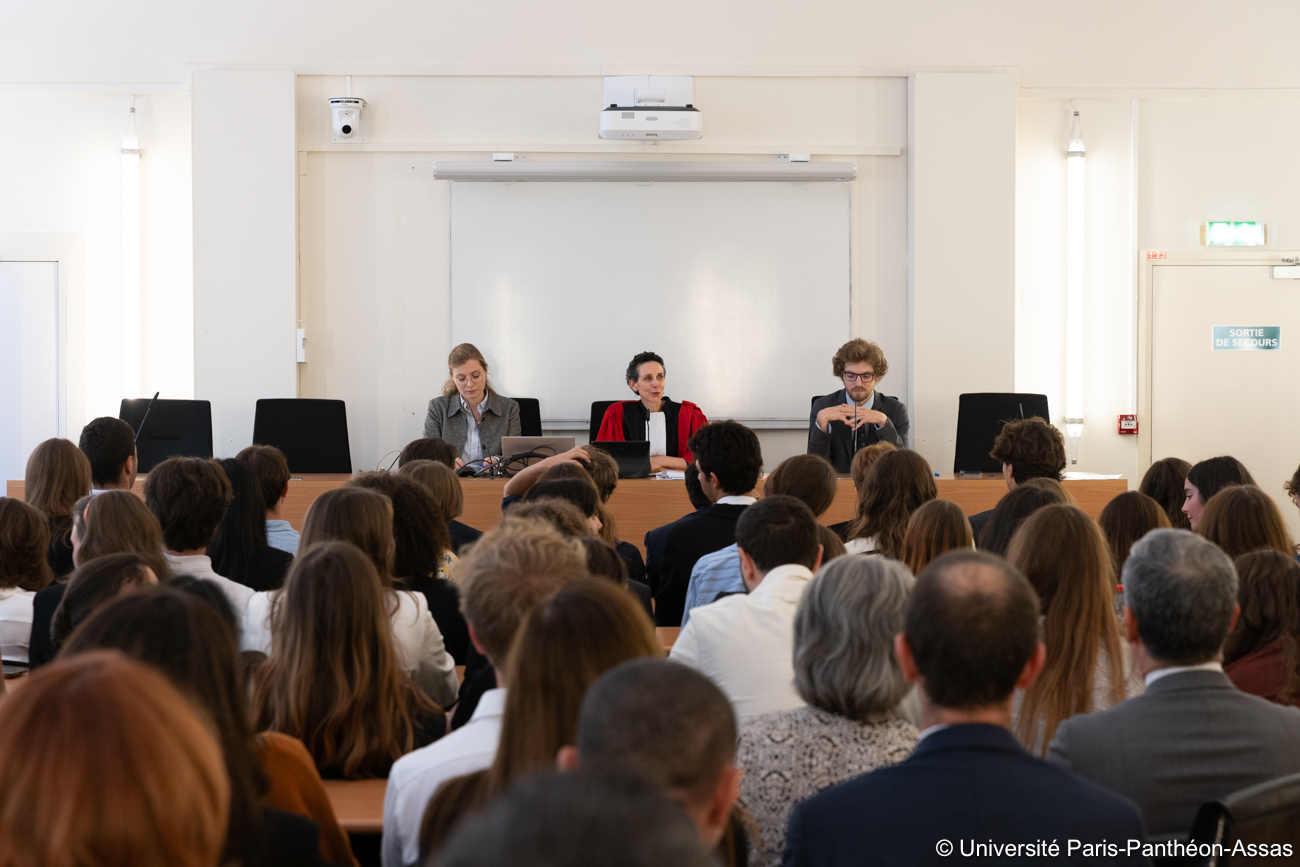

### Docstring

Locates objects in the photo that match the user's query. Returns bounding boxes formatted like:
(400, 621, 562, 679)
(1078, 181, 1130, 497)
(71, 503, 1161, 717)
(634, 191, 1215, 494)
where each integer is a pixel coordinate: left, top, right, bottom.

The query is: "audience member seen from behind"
(828, 441, 896, 541)
(580, 536, 652, 620)
(399, 436, 457, 469)
(50, 553, 157, 655)
(1182, 455, 1256, 531)
(1049, 530, 1300, 839)
(251, 542, 445, 783)
(0, 499, 53, 664)
(28, 490, 170, 668)
(966, 417, 1067, 542)
(435, 770, 715, 867)
(657, 421, 763, 626)
(559, 660, 746, 864)
(209, 458, 294, 592)
(79, 415, 139, 492)
(382, 519, 589, 867)
(1006, 505, 1143, 755)
(901, 499, 973, 576)
(237, 444, 300, 556)
(1098, 491, 1172, 578)
(246, 486, 459, 707)
(1198, 484, 1295, 559)
(24, 437, 92, 577)
(737, 556, 919, 867)
(143, 456, 248, 615)
(671, 496, 823, 726)
(783, 551, 1146, 867)
(977, 482, 1069, 557)
(520, 463, 604, 535)
(398, 458, 481, 555)
(683, 453, 838, 626)
(580, 444, 648, 586)
(62, 587, 346, 867)
(1286, 463, 1300, 529)
(1223, 550, 1300, 706)
(419, 579, 662, 859)
(643, 462, 712, 599)
(1140, 457, 1193, 530)
(0, 652, 229, 867)
(349, 471, 469, 663)
(843, 448, 937, 557)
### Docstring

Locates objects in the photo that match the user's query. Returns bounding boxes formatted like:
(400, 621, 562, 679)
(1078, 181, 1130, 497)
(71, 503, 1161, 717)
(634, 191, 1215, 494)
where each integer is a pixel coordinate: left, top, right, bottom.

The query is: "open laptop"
(499, 436, 577, 470)
(591, 440, 652, 479)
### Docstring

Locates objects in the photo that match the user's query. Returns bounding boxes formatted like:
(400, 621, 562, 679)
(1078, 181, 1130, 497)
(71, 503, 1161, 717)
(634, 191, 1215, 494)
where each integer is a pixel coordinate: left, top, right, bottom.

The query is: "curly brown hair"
(989, 418, 1066, 484)
(831, 338, 888, 380)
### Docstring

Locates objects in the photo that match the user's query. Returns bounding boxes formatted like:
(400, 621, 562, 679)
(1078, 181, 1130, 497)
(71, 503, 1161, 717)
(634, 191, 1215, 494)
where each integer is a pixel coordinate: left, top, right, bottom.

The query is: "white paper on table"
(653, 470, 687, 481)
(1062, 472, 1124, 480)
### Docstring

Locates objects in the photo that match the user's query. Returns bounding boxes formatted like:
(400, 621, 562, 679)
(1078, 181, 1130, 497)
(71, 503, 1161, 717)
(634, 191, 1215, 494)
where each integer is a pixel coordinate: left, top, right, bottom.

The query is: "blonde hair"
(441, 343, 496, 397)
(398, 459, 465, 524)
(24, 437, 92, 548)
(0, 651, 229, 867)
(300, 486, 396, 588)
(902, 499, 973, 575)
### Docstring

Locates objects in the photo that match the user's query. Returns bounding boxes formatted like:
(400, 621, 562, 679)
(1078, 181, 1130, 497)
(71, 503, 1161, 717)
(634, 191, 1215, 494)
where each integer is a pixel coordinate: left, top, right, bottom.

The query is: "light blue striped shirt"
(681, 543, 745, 627)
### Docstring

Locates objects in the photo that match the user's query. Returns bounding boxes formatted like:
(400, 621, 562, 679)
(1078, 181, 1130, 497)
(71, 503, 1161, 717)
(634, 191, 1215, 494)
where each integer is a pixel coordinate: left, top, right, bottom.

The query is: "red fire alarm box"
(1118, 414, 1138, 435)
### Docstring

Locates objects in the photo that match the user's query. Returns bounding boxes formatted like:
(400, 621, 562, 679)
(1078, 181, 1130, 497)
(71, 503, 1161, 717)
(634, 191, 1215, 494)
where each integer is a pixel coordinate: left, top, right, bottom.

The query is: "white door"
(1150, 264, 1300, 538)
(0, 262, 61, 485)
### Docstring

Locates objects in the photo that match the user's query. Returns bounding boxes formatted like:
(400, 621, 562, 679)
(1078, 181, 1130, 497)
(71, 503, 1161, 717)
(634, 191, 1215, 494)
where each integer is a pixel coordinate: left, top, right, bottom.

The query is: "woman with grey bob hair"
(735, 556, 921, 867)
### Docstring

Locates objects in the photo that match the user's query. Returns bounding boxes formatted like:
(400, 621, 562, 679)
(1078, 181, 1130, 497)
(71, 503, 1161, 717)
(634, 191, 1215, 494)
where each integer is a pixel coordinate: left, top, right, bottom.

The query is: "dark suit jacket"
(644, 509, 705, 598)
(448, 520, 482, 555)
(27, 582, 66, 670)
(656, 503, 749, 626)
(615, 540, 647, 587)
(261, 806, 324, 867)
(1049, 668, 1300, 840)
(807, 389, 909, 473)
(784, 724, 1146, 867)
(969, 508, 994, 546)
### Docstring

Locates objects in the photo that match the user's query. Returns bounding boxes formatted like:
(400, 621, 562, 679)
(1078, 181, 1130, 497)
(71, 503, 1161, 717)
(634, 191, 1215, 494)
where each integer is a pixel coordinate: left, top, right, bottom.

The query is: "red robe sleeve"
(677, 402, 708, 465)
(597, 402, 627, 442)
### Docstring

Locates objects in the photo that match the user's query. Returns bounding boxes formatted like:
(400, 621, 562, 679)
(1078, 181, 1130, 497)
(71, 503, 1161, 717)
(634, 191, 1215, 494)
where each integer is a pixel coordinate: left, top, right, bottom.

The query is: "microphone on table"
(134, 391, 160, 443)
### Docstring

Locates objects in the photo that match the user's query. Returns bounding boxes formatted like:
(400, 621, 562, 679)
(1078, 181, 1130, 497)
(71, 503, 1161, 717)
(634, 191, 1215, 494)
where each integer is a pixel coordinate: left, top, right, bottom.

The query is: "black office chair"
(811, 395, 825, 412)
(251, 399, 352, 474)
(952, 393, 1051, 474)
(119, 399, 213, 472)
(1178, 772, 1300, 866)
(589, 400, 620, 444)
(509, 397, 543, 437)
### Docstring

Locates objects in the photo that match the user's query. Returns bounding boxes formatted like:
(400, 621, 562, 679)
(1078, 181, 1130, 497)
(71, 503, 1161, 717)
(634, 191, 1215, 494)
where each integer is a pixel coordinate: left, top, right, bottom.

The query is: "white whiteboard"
(449, 181, 850, 424)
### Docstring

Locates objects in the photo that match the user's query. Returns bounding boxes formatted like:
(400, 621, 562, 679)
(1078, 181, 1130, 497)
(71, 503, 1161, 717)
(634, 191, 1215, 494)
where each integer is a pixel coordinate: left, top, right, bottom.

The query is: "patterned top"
(736, 705, 919, 867)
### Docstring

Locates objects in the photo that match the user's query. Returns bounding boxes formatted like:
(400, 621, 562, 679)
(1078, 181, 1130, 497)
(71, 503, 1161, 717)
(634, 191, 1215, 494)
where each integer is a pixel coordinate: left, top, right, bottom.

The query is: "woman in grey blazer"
(423, 343, 521, 468)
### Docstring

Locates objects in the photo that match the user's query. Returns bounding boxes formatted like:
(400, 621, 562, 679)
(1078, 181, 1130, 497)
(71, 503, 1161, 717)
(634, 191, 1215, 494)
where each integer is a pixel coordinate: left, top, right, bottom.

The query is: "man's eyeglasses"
(842, 371, 876, 383)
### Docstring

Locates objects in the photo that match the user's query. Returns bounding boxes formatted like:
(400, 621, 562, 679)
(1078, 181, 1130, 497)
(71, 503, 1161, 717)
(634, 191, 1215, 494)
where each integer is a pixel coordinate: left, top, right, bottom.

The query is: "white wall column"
(908, 72, 1016, 472)
(192, 69, 297, 457)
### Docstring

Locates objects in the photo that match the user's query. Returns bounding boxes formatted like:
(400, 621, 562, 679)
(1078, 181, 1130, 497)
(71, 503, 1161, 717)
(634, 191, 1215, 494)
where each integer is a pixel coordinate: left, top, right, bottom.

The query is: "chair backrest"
(811, 395, 825, 412)
(251, 399, 352, 474)
(119, 399, 213, 473)
(953, 393, 1051, 474)
(510, 397, 543, 437)
(1186, 771, 1300, 866)
(589, 400, 620, 444)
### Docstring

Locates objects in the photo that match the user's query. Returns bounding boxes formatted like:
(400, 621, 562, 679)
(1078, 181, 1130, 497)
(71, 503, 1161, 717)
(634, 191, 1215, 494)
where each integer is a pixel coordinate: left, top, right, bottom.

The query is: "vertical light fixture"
(121, 103, 141, 398)
(1064, 109, 1085, 465)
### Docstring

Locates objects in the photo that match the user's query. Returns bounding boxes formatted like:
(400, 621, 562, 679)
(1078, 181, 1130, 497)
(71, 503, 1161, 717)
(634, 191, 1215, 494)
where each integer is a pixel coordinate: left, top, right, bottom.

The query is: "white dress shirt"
(164, 553, 254, 618)
(669, 563, 814, 727)
(383, 688, 507, 867)
(648, 411, 668, 457)
(0, 585, 37, 664)
(243, 588, 460, 708)
(1144, 660, 1224, 687)
(460, 396, 488, 464)
(716, 495, 758, 507)
(844, 535, 879, 555)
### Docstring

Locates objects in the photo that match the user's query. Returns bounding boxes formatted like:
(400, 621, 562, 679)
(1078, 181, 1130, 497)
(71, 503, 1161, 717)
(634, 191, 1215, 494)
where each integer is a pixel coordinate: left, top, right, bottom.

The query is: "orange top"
(260, 732, 359, 867)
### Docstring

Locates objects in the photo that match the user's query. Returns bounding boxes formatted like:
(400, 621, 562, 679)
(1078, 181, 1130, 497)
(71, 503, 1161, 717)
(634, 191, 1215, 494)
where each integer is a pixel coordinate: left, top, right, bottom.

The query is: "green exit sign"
(1203, 221, 1266, 246)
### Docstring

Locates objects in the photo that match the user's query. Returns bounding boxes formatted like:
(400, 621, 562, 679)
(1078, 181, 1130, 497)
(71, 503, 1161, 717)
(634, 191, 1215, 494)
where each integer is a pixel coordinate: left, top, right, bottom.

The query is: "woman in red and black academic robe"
(597, 351, 708, 473)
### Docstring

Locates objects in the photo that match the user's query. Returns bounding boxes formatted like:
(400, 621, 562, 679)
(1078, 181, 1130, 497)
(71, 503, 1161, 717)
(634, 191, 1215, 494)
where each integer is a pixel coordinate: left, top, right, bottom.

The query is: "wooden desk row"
(6, 474, 1127, 557)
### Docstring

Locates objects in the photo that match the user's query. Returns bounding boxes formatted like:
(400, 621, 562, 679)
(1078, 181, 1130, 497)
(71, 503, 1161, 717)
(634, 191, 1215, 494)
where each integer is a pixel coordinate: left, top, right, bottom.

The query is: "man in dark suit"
(655, 422, 763, 626)
(783, 550, 1146, 867)
(643, 468, 712, 599)
(967, 417, 1067, 543)
(1050, 529, 1300, 839)
(807, 338, 908, 473)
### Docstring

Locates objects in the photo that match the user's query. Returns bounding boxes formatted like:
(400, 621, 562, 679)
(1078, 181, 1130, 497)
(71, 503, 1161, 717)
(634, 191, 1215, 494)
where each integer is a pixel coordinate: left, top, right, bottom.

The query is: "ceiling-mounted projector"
(599, 75, 702, 140)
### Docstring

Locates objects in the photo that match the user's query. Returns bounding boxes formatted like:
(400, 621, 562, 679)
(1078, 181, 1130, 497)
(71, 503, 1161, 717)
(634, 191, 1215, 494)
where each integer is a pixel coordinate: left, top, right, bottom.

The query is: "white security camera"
(329, 97, 366, 142)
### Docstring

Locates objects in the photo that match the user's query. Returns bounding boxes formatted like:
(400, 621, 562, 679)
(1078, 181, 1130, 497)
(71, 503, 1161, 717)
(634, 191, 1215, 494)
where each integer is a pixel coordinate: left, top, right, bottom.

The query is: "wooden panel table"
(321, 779, 386, 834)
(6, 473, 1127, 557)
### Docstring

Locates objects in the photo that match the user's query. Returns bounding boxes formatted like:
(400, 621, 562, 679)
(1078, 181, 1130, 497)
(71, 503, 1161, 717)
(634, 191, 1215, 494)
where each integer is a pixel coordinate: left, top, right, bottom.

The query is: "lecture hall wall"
(5, 0, 1300, 480)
